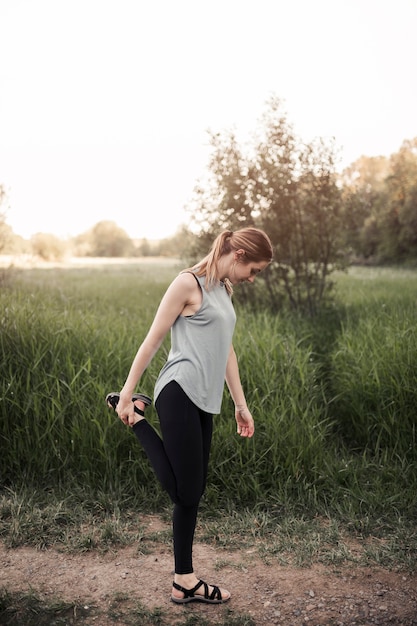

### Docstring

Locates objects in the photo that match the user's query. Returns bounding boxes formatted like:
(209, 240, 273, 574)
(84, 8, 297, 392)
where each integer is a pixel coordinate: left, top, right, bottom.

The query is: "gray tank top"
(154, 273, 236, 414)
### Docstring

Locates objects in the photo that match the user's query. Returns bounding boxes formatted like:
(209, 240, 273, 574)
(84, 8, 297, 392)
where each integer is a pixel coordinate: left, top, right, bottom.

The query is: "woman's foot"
(171, 573, 230, 604)
(105, 392, 152, 426)
(131, 397, 146, 424)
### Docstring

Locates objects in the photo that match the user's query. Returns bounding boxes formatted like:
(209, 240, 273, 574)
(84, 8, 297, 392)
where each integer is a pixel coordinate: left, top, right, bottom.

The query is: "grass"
(0, 587, 256, 625)
(0, 261, 416, 564)
(0, 588, 257, 626)
(0, 589, 90, 625)
(0, 486, 415, 573)
(1, 262, 416, 514)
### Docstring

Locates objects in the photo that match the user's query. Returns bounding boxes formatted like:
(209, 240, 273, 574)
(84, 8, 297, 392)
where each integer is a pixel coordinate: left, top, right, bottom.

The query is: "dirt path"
(1, 517, 416, 625)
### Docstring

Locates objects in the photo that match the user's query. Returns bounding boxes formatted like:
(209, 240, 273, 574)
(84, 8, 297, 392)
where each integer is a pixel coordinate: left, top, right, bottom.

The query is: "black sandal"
(106, 392, 152, 417)
(171, 579, 230, 604)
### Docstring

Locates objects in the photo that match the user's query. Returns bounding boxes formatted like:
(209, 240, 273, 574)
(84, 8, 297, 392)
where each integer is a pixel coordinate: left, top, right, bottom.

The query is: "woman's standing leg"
(156, 381, 213, 574)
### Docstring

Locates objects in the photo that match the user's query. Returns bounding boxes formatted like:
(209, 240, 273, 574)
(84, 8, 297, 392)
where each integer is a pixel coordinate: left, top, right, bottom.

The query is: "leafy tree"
(380, 138, 417, 260)
(0, 184, 11, 254)
(190, 96, 345, 314)
(400, 183, 417, 253)
(340, 140, 417, 262)
(339, 156, 389, 257)
(0, 185, 35, 256)
(158, 227, 197, 258)
(31, 232, 67, 261)
(135, 237, 154, 257)
(74, 220, 134, 257)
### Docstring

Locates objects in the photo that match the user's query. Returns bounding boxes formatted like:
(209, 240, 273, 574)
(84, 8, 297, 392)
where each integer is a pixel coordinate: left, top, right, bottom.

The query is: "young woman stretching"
(107, 227, 273, 604)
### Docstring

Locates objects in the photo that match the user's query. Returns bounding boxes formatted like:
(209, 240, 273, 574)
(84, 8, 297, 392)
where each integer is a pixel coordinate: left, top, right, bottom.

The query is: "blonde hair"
(186, 227, 273, 294)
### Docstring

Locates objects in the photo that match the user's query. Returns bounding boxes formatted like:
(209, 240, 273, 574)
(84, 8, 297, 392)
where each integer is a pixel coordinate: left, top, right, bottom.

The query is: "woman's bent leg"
(132, 419, 178, 501)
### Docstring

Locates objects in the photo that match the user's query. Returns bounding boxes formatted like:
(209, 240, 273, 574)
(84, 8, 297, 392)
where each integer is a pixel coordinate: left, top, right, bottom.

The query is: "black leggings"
(132, 381, 213, 574)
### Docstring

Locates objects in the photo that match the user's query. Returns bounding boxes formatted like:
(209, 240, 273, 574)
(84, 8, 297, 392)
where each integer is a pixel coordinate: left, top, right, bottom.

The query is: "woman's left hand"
(235, 406, 255, 438)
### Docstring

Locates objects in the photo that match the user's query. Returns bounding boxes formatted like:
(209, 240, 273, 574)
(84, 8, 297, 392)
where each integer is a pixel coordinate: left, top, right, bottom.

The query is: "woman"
(107, 227, 273, 604)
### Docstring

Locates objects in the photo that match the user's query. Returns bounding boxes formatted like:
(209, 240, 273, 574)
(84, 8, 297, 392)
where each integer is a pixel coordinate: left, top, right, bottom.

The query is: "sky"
(0, 0, 416, 241)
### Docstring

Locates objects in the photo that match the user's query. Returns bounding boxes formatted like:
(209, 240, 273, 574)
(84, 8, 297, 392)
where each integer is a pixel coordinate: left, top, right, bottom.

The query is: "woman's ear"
(234, 249, 246, 261)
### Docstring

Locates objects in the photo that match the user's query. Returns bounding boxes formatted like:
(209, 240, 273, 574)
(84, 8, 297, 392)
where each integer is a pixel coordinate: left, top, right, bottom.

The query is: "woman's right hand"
(116, 393, 136, 426)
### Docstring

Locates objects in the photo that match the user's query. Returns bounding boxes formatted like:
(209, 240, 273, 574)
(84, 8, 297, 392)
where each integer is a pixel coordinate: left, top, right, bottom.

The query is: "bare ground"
(0, 515, 416, 625)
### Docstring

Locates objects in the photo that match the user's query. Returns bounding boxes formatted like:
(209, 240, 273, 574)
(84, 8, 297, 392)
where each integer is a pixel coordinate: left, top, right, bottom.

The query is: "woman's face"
(229, 258, 269, 285)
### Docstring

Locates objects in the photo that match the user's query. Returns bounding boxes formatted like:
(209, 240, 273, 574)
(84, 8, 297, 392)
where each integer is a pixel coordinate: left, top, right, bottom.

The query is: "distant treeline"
(1, 98, 416, 269)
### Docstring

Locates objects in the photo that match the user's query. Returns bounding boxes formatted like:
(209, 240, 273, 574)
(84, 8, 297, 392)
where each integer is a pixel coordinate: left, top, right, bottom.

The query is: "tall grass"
(0, 262, 179, 507)
(330, 268, 417, 453)
(1, 262, 416, 525)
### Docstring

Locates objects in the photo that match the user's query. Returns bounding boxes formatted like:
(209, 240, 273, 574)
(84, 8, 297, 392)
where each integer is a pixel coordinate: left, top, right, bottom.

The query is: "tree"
(380, 138, 417, 260)
(339, 140, 417, 262)
(0, 184, 11, 254)
(76, 220, 134, 257)
(31, 232, 68, 261)
(158, 227, 197, 258)
(190, 96, 345, 314)
(339, 156, 389, 257)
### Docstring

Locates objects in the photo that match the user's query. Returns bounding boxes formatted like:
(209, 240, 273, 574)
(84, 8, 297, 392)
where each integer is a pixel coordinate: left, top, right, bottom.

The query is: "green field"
(1, 262, 416, 541)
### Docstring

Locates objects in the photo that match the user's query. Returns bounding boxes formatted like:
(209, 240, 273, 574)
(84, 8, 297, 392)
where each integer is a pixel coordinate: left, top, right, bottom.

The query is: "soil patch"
(0, 516, 416, 625)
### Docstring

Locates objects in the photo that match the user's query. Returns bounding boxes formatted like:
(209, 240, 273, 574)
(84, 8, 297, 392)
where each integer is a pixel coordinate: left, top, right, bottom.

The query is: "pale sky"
(0, 0, 416, 241)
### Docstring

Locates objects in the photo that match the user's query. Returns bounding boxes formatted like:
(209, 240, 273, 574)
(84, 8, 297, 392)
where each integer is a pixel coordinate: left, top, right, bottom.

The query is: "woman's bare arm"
(225, 344, 255, 437)
(116, 272, 200, 424)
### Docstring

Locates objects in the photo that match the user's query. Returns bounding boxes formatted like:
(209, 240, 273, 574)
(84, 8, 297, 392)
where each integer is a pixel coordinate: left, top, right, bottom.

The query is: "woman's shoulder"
(168, 271, 202, 295)
(178, 270, 204, 286)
